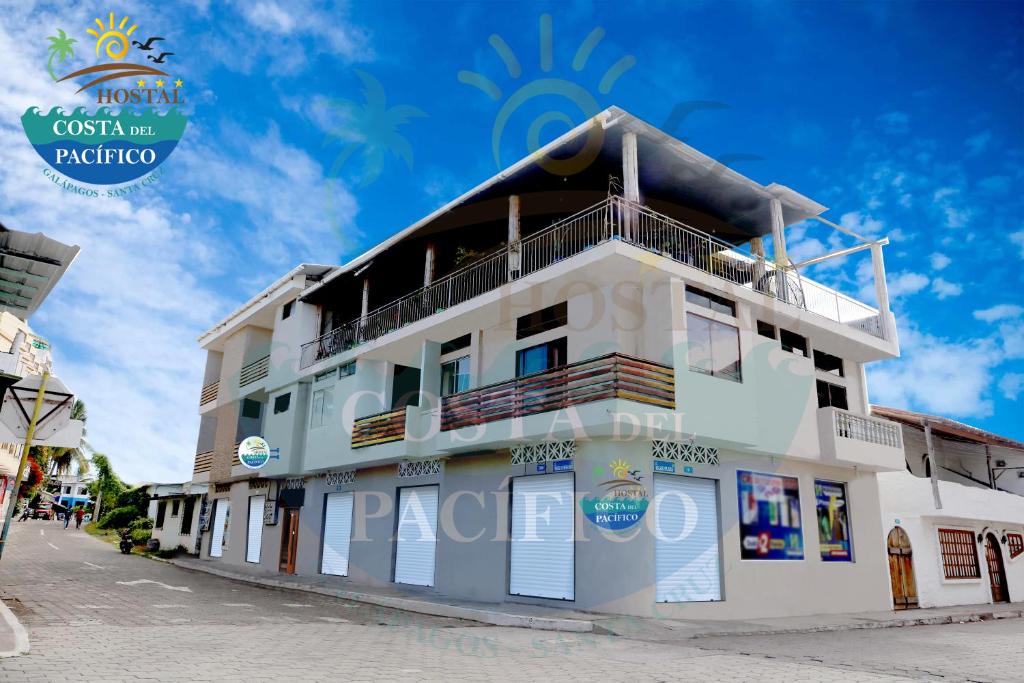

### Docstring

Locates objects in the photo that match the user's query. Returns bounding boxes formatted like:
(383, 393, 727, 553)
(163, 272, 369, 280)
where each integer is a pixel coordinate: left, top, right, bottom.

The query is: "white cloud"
(929, 252, 951, 271)
(965, 130, 992, 156)
(973, 304, 1024, 323)
(930, 277, 962, 300)
(839, 211, 884, 237)
(999, 373, 1024, 401)
(887, 271, 930, 299)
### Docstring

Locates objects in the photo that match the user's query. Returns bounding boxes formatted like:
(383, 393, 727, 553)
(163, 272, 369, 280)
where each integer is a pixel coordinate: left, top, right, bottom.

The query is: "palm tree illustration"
(46, 29, 77, 82)
(322, 70, 426, 188)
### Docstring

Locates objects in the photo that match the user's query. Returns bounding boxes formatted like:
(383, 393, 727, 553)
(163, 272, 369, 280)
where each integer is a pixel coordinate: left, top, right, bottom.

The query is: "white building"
(147, 482, 207, 554)
(190, 107, 907, 620)
(875, 406, 1024, 609)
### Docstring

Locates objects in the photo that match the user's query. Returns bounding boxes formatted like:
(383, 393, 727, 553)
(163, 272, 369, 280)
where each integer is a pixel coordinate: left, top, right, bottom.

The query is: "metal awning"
(0, 225, 80, 320)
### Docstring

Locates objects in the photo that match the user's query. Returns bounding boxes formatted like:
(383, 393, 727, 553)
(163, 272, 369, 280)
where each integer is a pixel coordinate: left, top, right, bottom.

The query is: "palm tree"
(321, 70, 426, 188)
(46, 29, 77, 82)
(46, 400, 88, 476)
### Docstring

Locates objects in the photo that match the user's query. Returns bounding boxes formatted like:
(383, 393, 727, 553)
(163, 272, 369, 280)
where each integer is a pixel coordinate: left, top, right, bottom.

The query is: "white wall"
(879, 470, 1024, 608)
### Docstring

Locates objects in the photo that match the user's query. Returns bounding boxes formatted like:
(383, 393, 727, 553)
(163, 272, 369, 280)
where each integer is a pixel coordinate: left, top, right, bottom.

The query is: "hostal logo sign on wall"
(580, 459, 649, 531)
(21, 12, 187, 196)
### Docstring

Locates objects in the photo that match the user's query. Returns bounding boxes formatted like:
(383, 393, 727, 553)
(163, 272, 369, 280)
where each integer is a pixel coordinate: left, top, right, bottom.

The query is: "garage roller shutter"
(322, 492, 354, 576)
(510, 473, 574, 600)
(655, 475, 721, 602)
(209, 500, 229, 558)
(394, 486, 439, 587)
(246, 496, 265, 564)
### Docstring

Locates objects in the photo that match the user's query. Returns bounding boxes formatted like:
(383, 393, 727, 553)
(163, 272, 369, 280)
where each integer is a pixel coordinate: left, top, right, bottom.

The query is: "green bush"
(130, 527, 151, 545)
(98, 505, 140, 529)
(129, 517, 153, 531)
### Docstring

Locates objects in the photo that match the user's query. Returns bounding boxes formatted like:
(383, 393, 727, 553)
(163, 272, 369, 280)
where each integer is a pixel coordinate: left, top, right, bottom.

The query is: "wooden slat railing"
(193, 450, 214, 476)
(239, 355, 270, 387)
(441, 353, 674, 431)
(199, 381, 219, 406)
(351, 408, 406, 448)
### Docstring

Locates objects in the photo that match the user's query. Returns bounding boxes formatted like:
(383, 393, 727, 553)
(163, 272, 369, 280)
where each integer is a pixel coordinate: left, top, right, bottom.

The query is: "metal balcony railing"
(833, 409, 902, 449)
(441, 353, 675, 431)
(239, 355, 270, 387)
(300, 196, 884, 369)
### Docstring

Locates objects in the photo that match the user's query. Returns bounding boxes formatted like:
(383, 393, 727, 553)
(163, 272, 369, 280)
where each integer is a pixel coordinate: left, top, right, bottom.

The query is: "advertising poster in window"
(737, 470, 804, 560)
(814, 480, 853, 561)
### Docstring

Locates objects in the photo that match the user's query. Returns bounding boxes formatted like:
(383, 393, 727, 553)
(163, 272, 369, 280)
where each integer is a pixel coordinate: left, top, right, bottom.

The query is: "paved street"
(1, 520, 1021, 682)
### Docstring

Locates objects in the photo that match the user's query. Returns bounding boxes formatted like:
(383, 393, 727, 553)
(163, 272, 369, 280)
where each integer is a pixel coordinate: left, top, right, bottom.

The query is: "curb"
(0, 597, 30, 659)
(168, 559, 594, 633)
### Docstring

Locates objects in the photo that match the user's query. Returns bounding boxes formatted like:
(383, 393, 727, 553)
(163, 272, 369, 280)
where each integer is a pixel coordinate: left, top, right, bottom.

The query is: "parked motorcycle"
(119, 529, 133, 554)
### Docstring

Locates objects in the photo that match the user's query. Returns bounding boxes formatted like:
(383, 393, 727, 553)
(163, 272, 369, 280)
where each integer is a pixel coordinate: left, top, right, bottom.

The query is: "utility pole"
(0, 372, 50, 561)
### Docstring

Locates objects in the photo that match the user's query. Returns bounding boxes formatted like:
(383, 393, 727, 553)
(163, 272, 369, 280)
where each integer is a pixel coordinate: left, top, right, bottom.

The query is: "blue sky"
(0, 1, 1021, 481)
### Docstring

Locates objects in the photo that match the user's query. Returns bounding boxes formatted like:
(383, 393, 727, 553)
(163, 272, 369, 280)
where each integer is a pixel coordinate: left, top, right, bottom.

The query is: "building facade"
(875, 407, 1024, 610)
(146, 482, 207, 554)
(190, 107, 906, 620)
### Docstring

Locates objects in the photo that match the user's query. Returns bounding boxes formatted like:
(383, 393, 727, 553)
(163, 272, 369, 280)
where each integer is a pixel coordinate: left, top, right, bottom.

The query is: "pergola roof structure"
(0, 224, 80, 320)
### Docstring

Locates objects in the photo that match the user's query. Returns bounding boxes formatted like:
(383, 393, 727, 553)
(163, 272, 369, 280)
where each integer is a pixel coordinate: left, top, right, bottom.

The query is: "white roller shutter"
(510, 473, 574, 600)
(655, 475, 721, 602)
(246, 496, 265, 564)
(209, 500, 229, 558)
(321, 492, 354, 576)
(394, 486, 439, 587)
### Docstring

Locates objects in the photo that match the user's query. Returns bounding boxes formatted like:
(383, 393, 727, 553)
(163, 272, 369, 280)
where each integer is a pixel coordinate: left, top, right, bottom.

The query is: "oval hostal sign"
(580, 459, 650, 531)
(238, 436, 271, 470)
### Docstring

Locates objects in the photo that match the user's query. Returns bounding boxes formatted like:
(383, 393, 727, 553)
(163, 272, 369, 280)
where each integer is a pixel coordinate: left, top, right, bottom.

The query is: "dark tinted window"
(156, 501, 167, 528)
(180, 497, 195, 534)
(241, 398, 262, 419)
(757, 320, 776, 339)
(171, 500, 180, 516)
(516, 302, 568, 340)
(516, 337, 567, 376)
(440, 334, 471, 355)
(274, 393, 291, 414)
(685, 286, 736, 317)
(282, 301, 293, 319)
(813, 350, 844, 377)
(780, 329, 808, 357)
(816, 380, 848, 410)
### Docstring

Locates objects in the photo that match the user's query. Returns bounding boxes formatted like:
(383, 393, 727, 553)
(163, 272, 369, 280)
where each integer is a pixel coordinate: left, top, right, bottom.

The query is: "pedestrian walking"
(63, 507, 71, 529)
(74, 506, 84, 530)
(18, 506, 30, 522)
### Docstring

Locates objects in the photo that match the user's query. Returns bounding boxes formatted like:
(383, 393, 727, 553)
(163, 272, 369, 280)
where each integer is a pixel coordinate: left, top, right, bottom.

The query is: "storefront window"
(736, 470, 803, 560)
(814, 480, 853, 561)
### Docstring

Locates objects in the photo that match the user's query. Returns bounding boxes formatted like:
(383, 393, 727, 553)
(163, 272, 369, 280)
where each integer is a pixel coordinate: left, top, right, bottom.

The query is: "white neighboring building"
(147, 482, 207, 554)
(875, 406, 1024, 610)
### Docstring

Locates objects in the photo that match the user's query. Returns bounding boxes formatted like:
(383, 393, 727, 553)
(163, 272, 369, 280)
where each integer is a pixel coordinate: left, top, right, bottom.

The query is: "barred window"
(1008, 533, 1024, 559)
(938, 528, 980, 579)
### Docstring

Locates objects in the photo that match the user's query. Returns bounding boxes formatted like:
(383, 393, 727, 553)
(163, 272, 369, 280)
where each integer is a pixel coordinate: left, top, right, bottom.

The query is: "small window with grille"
(938, 528, 980, 579)
(1008, 533, 1024, 559)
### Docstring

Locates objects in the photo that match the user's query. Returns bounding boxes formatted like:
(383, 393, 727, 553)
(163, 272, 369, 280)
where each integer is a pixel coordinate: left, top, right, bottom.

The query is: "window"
(816, 380, 848, 410)
(440, 334, 471, 355)
(516, 337, 567, 377)
(171, 500, 180, 517)
(64, 485, 71, 494)
(938, 528, 980, 579)
(779, 329, 807, 357)
(516, 302, 567, 340)
(282, 301, 293, 319)
(440, 355, 470, 396)
(180, 497, 195, 535)
(338, 361, 356, 378)
(274, 393, 291, 415)
(814, 350, 845, 377)
(310, 387, 333, 428)
(1008, 533, 1024, 559)
(241, 398, 262, 420)
(685, 286, 736, 316)
(156, 501, 167, 529)
(687, 313, 741, 382)
(756, 320, 776, 339)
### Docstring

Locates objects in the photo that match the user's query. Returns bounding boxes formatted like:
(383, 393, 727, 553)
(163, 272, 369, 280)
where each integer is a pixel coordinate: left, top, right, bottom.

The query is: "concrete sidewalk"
(170, 555, 1023, 640)
(0, 597, 30, 658)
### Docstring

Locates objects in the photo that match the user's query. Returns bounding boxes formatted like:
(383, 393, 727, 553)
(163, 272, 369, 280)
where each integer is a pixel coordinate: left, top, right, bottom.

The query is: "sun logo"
(458, 13, 635, 176)
(86, 12, 137, 60)
(609, 459, 631, 480)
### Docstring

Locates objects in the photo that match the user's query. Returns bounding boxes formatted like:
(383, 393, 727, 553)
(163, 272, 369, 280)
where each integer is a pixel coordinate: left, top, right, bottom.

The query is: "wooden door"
(887, 527, 918, 610)
(985, 534, 1008, 603)
(279, 508, 300, 574)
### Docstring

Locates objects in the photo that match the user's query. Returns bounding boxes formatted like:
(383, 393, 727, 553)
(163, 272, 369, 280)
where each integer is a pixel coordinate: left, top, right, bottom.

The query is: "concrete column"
(769, 198, 787, 266)
(508, 195, 521, 281)
(360, 277, 370, 320)
(423, 243, 435, 287)
(924, 421, 942, 510)
(623, 132, 639, 202)
(870, 243, 891, 314)
(750, 237, 766, 293)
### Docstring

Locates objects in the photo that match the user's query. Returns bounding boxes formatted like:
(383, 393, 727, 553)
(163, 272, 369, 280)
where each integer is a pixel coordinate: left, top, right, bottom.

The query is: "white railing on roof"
(300, 196, 883, 369)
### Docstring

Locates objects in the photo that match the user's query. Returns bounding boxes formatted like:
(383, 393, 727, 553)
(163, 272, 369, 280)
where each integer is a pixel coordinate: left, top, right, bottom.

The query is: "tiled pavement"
(0, 520, 1020, 681)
